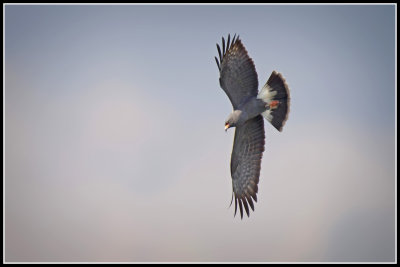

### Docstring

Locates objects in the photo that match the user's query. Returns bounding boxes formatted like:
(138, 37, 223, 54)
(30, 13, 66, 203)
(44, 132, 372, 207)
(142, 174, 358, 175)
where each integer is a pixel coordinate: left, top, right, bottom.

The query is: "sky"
(4, 4, 396, 263)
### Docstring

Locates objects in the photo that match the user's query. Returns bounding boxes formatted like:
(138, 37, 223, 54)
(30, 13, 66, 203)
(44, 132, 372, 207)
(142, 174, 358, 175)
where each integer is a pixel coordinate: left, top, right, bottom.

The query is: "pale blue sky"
(5, 4, 396, 262)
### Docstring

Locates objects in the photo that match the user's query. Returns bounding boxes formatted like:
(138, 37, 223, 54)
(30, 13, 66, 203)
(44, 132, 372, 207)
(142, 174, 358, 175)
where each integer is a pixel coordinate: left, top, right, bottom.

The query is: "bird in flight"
(215, 34, 290, 219)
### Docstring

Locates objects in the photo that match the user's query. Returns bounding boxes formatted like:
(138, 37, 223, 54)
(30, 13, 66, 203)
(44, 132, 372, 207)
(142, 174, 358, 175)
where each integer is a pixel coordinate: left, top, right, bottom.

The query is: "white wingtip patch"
(257, 84, 276, 123)
(261, 109, 273, 123)
(257, 85, 277, 104)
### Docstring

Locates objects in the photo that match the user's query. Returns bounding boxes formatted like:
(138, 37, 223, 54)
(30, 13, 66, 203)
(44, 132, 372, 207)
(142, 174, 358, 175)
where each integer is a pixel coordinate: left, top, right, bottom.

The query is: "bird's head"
(224, 120, 233, 131)
(224, 110, 243, 131)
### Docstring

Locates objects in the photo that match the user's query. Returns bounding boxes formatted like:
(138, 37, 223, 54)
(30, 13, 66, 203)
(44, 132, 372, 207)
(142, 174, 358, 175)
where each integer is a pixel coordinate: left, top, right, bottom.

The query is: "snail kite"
(215, 34, 290, 219)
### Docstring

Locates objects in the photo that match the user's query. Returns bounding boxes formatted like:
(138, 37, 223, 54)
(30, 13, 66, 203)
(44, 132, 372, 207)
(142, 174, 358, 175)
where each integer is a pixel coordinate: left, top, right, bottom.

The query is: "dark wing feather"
(231, 115, 265, 218)
(216, 34, 259, 109)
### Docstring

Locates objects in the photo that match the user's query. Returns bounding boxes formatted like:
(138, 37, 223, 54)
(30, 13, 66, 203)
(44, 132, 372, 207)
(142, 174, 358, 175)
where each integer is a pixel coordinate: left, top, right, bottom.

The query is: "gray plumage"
(215, 34, 291, 219)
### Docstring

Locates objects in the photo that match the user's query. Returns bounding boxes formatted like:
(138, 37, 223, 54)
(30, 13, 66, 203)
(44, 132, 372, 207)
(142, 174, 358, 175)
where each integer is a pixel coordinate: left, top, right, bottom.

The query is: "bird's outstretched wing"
(230, 115, 265, 218)
(215, 34, 259, 109)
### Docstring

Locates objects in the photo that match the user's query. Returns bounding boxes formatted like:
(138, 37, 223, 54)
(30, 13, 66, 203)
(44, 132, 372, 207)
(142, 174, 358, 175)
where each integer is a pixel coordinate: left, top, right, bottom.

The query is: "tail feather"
(257, 71, 290, 131)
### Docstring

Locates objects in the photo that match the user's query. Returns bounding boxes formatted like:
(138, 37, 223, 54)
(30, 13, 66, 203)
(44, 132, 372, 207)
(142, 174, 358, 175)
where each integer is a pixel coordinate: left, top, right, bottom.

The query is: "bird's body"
(215, 34, 290, 219)
(228, 96, 267, 127)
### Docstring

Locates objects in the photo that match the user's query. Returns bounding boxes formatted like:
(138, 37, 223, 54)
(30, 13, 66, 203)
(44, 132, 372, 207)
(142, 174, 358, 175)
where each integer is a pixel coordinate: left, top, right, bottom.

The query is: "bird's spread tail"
(257, 71, 290, 131)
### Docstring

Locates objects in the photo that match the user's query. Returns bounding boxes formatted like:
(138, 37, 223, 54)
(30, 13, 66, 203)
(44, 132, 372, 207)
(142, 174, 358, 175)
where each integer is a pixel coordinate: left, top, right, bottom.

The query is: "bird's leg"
(269, 100, 279, 109)
(265, 100, 279, 110)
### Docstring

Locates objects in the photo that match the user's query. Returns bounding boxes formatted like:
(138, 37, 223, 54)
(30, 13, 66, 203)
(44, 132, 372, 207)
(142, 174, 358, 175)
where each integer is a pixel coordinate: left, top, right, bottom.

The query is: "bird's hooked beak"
(224, 123, 230, 131)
